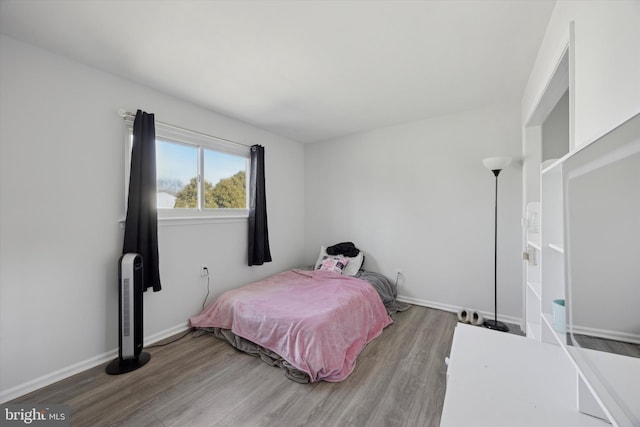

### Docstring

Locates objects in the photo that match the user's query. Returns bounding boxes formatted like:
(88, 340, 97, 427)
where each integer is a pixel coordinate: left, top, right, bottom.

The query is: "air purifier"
(106, 253, 150, 374)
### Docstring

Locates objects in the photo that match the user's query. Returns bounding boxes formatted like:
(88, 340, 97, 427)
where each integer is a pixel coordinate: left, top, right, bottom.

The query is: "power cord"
(202, 274, 210, 311)
(145, 328, 193, 348)
(145, 271, 212, 349)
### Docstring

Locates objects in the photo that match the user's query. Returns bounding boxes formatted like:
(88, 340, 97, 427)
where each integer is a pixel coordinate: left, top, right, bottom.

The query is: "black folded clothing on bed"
(326, 242, 360, 257)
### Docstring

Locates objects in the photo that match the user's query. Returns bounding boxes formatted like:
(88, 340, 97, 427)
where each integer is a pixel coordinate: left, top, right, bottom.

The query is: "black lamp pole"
(484, 168, 509, 332)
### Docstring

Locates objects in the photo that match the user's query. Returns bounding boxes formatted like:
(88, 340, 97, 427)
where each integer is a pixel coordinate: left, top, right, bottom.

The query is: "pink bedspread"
(189, 269, 393, 382)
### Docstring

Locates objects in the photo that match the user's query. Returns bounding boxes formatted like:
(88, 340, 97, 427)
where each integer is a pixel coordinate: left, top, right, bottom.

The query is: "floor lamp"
(482, 156, 511, 332)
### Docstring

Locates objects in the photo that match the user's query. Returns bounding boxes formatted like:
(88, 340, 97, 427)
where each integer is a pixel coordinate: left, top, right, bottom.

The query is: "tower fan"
(106, 253, 150, 374)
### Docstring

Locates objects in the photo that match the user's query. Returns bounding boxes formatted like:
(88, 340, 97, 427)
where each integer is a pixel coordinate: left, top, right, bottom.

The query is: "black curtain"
(123, 110, 162, 292)
(248, 145, 272, 266)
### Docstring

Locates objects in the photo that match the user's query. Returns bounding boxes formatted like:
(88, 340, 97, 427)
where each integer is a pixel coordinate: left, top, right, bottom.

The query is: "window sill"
(159, 215, 248, 227)
(118, 215, 248, 227)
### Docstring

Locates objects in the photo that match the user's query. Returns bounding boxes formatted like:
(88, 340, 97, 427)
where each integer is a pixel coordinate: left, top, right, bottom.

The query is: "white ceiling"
(0, 0, 555, 143)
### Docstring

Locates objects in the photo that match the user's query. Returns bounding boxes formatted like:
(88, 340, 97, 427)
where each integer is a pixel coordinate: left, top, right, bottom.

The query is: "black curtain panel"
(248, 145, 272, 266)
(123, 110, 162, 292)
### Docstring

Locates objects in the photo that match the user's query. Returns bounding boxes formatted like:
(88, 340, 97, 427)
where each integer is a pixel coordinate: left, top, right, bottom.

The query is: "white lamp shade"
(482, 156, 511, 171)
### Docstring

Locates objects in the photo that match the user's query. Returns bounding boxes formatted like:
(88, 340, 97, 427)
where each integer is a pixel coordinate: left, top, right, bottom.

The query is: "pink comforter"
(189, 269, 393, 382)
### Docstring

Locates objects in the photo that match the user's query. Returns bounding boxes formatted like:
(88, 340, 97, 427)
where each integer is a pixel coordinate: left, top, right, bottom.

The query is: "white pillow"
(317, 255, 349, 274)
(315, 246, 364, 276)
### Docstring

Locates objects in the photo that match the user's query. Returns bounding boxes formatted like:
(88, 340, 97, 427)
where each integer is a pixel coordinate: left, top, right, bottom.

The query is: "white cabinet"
(523, 202, 541, 339)
(524, 159, 568, 346)
(539, 160, 566, 345)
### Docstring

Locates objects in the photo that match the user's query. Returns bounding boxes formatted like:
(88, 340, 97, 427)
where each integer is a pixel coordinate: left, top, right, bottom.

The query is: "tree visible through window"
(203, 148, 246, 208)
(156, 140, 247, 210)
(172, 171, 245, 208)
(126, 119, 250, 219)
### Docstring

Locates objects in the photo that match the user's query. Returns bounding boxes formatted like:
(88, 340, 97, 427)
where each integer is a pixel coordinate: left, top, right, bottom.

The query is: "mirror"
(563, 112, 640, 426)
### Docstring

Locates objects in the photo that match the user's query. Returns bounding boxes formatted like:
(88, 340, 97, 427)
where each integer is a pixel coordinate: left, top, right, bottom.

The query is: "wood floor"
(11, 305, 458, 427)
(571, 333, 640, 358)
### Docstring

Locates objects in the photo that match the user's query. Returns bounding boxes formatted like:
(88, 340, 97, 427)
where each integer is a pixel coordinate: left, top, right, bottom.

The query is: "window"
(156, 140, 198, 209)
(125, 117, 250, 220)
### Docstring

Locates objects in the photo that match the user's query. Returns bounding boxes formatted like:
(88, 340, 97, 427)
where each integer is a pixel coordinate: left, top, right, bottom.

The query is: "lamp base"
(484, 319, 509, 332)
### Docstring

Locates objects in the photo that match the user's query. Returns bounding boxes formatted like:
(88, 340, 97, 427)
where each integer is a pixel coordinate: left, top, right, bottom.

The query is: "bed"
(189, 246, 408, 383)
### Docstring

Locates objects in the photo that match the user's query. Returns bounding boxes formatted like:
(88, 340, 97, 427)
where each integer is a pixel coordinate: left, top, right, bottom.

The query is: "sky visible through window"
(156, 139, 245, 187)
(203, 148, 246, 186)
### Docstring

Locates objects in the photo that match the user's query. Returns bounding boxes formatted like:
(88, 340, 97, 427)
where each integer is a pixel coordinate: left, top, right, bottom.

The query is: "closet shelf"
(527, 239, 541, 251)
(548, 243, 564, 253)
(541, 158, 563, 174)
(541, 312, 567, 347)
(527, 281, 541, 300)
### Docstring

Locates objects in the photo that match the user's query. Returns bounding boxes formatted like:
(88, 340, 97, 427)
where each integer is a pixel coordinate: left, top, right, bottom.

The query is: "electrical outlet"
(200, 265, 209, 277)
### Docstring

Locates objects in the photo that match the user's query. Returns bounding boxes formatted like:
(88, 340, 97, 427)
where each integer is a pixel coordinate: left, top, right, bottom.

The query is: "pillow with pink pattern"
(316, 255, 349, 274)
(314, 246, 364, 276)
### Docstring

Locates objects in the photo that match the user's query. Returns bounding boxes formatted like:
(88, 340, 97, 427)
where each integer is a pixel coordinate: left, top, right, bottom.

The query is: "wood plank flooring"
(571, 333, 640, 358)
(11, 306, 458, 427)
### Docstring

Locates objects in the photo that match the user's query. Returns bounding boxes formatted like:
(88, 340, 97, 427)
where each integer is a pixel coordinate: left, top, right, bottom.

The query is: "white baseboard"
(2, 300, 531, 404)
(143, 322, 190, 347)
(0, 323, 191, 404)
(396, 295, 522, 326)
(0, 349, 117, 405)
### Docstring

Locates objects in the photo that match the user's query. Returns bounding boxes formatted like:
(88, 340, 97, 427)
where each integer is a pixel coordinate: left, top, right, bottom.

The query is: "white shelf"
(524, 201, 541, 340)
(541, 157, 563, 174)
(539, 155, 565, 346)
(527, 239, 541, 251)
(527, 280, 541, 299)
(526, 321, 541, 340)
(541, 312, 567, 346)
(548, 243, 564, 253)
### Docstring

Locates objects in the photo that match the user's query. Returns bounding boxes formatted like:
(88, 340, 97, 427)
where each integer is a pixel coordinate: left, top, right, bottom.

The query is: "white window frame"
(124, 116, 250, 224)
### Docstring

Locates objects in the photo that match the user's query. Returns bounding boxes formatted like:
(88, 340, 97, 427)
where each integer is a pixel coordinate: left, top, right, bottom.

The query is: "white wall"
(0, 35, 305, 399)
(522, 0, 640, 149)
(542, 90, 570, 162)
(304, 104, 523, 321)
